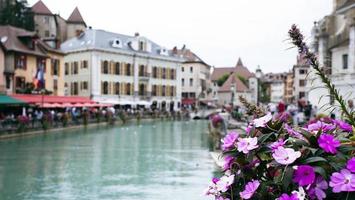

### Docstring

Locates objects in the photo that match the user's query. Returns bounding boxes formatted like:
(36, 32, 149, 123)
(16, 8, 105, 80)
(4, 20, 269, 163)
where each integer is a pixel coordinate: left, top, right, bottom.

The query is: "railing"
(138, 72, 150, 77)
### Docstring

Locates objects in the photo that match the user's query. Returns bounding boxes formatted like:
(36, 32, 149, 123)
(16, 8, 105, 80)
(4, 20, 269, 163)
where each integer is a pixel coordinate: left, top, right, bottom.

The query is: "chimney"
(134, 32, 140, 37)
(172, 46, 177, 54)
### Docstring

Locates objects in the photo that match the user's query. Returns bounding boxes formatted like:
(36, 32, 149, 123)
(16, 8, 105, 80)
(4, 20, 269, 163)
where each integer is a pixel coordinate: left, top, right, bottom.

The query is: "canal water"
(0, 120, 217, 200)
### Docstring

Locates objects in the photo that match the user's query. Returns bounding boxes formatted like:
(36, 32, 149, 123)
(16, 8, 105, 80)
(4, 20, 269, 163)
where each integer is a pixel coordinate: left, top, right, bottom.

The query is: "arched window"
(115, 62, 120, 75)
(103, 61, 109, 74)
(153, 67, 157, 78)
(126, 83, 131, 95)
(126, 63, 131, 76)
(115, 82, 120, 95)
(103, 81, 108, 94)
(139, 83, 145, 96)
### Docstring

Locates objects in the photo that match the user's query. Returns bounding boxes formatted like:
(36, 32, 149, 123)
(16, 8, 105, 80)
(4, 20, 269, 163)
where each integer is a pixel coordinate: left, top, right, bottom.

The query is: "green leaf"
(301, 157, 328, 164)
(258, 133, 274, 144)
(314, 166, 327, 179)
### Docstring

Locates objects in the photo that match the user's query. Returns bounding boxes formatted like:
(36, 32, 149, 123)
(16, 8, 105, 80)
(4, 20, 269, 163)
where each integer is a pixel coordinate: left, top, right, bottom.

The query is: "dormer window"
(139, 41, 144, 51)
(112, 38, 122, 48)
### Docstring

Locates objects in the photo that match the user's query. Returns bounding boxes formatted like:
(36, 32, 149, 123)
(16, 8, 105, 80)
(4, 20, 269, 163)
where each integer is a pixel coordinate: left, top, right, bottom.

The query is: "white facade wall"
(64, 49, 183, 110)
(270, 82, 285, 103)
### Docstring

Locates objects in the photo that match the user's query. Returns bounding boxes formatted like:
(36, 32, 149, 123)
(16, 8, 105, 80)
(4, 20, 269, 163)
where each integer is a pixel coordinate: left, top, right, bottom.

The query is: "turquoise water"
(0, 120, 216, 200)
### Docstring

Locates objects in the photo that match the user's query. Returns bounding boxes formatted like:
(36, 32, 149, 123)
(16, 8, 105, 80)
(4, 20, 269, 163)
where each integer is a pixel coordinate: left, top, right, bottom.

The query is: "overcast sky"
(28, 0, 333, 73)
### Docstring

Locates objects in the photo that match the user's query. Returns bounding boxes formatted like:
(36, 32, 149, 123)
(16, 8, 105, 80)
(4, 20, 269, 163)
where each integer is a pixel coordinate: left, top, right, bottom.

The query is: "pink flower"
(307, 121, 335, 133)
(347, 157, 355, 173)
(223, 155, 235, 171)
(285, 124, 306, 141)
(317, 134, 340, 154)
(332, 119, 353, 132)
(307, 176, 328, 200)
(221, 132, 238, 150)
(329, 169, 355, 192)
(278, 193, 299, 200)
(237, 137, 258, 154)
(246, 123, 253, 135)
(293, 165, 315, 186)
(269, 139, 286, 151)
(272, 146, 301, 165)
(216, 174, 235, 192)
(239, 180, 260, 199)
(252, 113, 272, 127)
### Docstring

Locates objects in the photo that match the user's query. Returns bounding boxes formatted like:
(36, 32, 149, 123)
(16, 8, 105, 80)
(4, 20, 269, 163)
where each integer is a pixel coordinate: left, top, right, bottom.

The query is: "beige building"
(284, 72, 294, 103)
(171, 46, 212, 107)
(31, 0, 86, 48)
(0, 25, 65, 95)
(61, 29, 183, 110)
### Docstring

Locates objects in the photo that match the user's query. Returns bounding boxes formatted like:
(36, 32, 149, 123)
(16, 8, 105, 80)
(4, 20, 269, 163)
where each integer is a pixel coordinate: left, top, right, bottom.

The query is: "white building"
(171, 46, 212, 107)
(270, 81, 285, 103)
(293, 55, 309, 102)
(61, 29, 183, 111)
(307, 0, 355, 113)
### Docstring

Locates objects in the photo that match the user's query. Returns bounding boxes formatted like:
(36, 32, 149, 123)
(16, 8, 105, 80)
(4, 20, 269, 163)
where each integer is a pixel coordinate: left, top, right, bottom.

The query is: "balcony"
(139, 72, 150, 81)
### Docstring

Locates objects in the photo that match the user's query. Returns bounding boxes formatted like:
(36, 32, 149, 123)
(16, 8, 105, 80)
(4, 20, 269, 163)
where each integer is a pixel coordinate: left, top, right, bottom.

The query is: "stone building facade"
(61, 29, 183, 110)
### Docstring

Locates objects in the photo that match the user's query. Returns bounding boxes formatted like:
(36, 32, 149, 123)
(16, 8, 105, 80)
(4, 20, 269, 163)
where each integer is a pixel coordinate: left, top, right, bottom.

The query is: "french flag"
(33, 67, 45, 89)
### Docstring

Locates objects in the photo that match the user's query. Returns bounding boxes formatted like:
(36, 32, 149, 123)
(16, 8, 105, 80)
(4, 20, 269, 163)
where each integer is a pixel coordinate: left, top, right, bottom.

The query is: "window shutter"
(101, 61, 104, 73)
(131, 83, 134, 94)
(167, 85, 170, 97)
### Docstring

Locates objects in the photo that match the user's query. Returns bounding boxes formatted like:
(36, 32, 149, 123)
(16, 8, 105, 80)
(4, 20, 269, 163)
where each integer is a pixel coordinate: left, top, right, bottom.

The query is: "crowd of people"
(0, 106, 190, 134)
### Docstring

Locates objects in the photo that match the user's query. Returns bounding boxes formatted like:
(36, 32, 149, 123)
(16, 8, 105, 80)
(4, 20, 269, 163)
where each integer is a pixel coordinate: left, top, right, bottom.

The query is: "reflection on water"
(0, 120, 217, 200)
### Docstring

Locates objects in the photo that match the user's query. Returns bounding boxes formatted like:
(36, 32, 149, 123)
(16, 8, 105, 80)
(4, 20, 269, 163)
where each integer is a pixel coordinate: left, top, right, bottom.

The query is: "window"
(102, 81, 109, 95)
(152, 85, 157, 96)
(139, 41, 144, 51)
(189, 78, 193, 86)
(103, 61, 109, 74)
(15, 77, 25, 88)
(115, 62, 120, 75)
(299, 80, 305, 87)
(5, 76, 11, 89)
(162, 85, 166, 96)
(139, 83, 145, 96)
(182, 67, 184, 72)
(182, 78, 185, 86)
(15, 54, 26, 69)
(53, 80, 58, 90)
(73, 62, 78, 74)
(190, 66, 193, 73)
(65, 63, 69, 75)
(126, 83, 131, 95)
(81, 60, 88, 69)
(162, 68, 166, 79)
(343, 54, 348, 69)
(153, 67, 157, 78)
(139, 65, 145, 76)
(72, 82, 78, 95)
(170, 86, 174, 96)
(44, 16, 49, 24)
(170, 69, 175, 80)
(45, 30, 50, 37)
(115, 82, 120, 94)
(37, 57, 46, 72)
(299, 69, 306, 74)
(126, 63, 131, 76)
(51, 59, 59, 75)
(81, 81, 88, 90)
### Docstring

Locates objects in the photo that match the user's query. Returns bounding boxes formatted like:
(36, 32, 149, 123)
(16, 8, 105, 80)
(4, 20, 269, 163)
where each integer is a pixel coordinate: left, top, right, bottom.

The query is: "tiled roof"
(67, 7, 86, 24)
(31, 0, 53, 15)
(0, 25, 62, 56)
(172, 47, 209, 66)
(336, 0, 355, 12)
(61, 29, 182, 60)
(219, 72, 248, 92)
(211, 58, 254, 81)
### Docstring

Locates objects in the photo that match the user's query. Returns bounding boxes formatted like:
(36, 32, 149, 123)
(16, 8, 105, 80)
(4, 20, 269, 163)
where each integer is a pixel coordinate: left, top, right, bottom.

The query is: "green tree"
(0, 0, 34, 31)
(217, 74, 229, 87)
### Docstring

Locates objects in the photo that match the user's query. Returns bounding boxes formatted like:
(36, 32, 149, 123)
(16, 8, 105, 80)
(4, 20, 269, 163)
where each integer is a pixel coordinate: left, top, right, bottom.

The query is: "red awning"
(182, 98, 196, 105)
(11, 94, 95, 104)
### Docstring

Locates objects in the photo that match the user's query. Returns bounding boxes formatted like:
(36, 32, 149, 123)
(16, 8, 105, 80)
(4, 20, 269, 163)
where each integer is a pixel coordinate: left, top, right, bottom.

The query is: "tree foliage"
(217, 74, 230, 87)
(0, 0, 34, 31)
